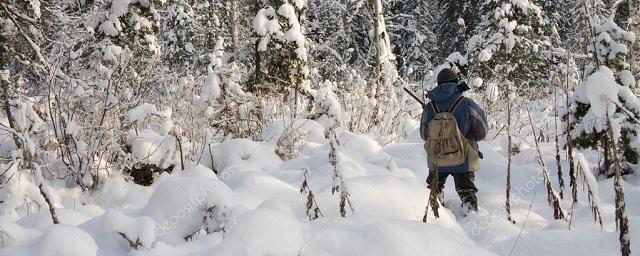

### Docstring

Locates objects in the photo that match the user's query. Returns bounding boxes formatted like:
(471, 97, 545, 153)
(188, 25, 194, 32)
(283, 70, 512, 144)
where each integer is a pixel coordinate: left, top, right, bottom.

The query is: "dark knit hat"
(436, 68, 459, 84)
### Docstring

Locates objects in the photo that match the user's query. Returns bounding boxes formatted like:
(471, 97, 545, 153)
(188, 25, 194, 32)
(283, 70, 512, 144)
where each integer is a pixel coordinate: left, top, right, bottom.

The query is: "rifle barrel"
(403, 87, 426, 106)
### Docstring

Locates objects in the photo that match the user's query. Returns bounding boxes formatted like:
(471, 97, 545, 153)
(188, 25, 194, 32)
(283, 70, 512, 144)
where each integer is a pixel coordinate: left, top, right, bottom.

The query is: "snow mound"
(16, 208, 92, 230)
(302, 218, 496, 256)
(219, 207, 303, 256)
(37, 225, 98, 256)
(201, 139, 282, 172)
(142, 166, 232, 245)
(104, 209, 156, 248)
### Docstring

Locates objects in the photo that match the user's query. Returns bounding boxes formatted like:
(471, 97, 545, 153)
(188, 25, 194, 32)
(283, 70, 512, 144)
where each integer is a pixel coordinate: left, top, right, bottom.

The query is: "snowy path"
(0, 130, 639, 256)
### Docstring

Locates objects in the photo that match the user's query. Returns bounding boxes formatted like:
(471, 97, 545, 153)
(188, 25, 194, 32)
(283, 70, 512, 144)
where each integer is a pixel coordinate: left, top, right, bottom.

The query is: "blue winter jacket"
(420, 81, 488, 173)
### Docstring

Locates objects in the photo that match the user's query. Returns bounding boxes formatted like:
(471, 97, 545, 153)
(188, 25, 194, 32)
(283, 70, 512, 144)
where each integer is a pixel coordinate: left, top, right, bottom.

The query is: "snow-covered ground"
(0, 120, 638, 256)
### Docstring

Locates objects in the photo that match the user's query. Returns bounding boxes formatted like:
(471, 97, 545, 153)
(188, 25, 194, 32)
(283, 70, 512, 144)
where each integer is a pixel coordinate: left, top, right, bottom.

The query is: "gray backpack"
(425, 96, 468, 168)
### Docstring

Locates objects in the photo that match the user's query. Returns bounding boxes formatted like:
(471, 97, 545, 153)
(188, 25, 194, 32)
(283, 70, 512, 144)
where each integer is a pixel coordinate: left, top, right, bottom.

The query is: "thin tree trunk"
(253, 39, 261, 88)
(553, 82, 565, 199)
(601, 135, 611, 177)
(565, 51, 578, 203)
(630, 0, 640, 77)
(175, 135, 185, 170)
(38, 184, 59, 224)
(606, 114, 632, 256)
(370, 0, 383, 127)
(582, 0, 601, 67)
(505, 81, 514, 223)
(528, 109, 566, 220)
(230, 0, 239, 51)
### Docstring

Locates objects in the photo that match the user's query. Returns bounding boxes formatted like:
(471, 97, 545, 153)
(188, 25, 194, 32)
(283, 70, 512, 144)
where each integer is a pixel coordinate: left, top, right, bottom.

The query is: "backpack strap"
(448, 96, 465, 112)
(429, 101, 440, 113)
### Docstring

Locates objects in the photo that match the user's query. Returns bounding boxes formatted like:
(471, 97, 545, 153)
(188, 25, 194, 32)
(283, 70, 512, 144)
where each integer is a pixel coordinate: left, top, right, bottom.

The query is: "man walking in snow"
(420, 67, 488, 214)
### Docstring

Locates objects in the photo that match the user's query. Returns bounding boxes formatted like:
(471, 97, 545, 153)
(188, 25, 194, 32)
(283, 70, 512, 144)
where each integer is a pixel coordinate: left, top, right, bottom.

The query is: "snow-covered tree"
(251, 0, 312, 118)
(370, 0, 399, 128)
(570, 18, 639, 171)
(435, 0, 482, 60)
(306, 0, 375, 81)
(159, 2, 207, 73)
(468, 0, 550, 89)
(629, 0, 640, 77)
(196, 38, 247, 137)
(540, 0, 576, 43)
(159, 0, 252, 74)
(386, 0, 436, 81)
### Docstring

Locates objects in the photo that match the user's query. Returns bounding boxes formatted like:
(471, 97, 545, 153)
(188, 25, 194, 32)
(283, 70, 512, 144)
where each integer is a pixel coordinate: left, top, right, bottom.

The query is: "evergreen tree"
(306, 0, 355, 81)
(251, 0, 312, 117)
(629, 0, 640, 78)
(159, 0, 254, 74)
(435, 0, 482, 60)
(306, 0, 373, 80)
(468, 0, 550, 89)
(570, 17, 640, 170)
(386, 0, 437, 82)
(541, 0, 571, 42)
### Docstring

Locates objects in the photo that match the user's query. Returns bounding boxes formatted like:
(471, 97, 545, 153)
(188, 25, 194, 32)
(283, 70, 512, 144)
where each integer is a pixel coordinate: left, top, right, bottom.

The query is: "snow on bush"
(103, 209, 156, 249)
(572, 67, 629, 141)
(126, 102, 180, 173)
(573, 67, 619, 117)
(574, 153, 601, 206)
(102, 44, 122, 62)
(593, 18, 636, 63)
(0, 169, 48, 219)
(197, 38, 224, 106)
(618, 70, 636, 87)
(99, 0, 153, 36)
(200, 139, 282, 172)
(277, 4, 307, 61)
(312, 80, 343, 129)
(262, 119, 326, 146)
(253, 7, 281, 52)
(129, 129, 177, 169)
(142, 165, 231, 245)
(126, 103, 157, 126)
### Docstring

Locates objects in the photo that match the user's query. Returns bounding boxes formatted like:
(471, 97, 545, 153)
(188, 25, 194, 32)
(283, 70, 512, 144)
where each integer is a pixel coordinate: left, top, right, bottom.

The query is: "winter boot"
(461, 201, 478, 216)
(459, 189, 478, 216)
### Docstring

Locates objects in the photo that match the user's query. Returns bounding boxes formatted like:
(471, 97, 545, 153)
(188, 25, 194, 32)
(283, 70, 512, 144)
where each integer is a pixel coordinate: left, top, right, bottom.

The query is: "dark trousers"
(427, 171, 478, 205)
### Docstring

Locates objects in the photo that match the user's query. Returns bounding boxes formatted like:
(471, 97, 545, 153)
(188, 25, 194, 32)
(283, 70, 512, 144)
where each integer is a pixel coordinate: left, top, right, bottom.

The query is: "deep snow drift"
(0, 119, 638, 256)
